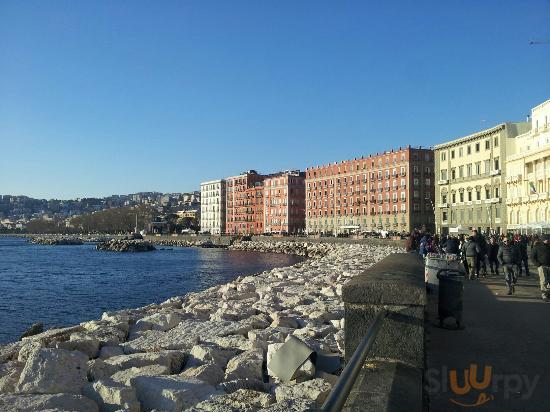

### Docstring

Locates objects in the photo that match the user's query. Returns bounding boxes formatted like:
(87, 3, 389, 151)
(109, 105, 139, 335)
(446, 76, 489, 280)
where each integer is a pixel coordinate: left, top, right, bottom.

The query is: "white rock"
(110, 364, 171, 385)
(104, 351, 185, 374)
(0, 361, 23, 394)
(130, 376, 224, 411)
(180, 363, 224, 385)
(187, 344, 238, 368)
(224, 349, 264, 381)
(192, 388, 274, 411)
(17, 342, 42, 363)
(270, 314, 299, 329)
(274, 378, 332, 404)
(99, 345, 124, 360)
(16, 348, 88, 394)
(0, 393, 99, 412)
(82, 379, 140, 412)
(259, 397, 317, 411)
(55, 332, 101, 359)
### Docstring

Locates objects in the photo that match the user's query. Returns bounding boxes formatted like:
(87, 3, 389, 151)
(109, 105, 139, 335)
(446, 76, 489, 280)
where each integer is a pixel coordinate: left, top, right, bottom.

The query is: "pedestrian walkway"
(425, 267, 550, 411)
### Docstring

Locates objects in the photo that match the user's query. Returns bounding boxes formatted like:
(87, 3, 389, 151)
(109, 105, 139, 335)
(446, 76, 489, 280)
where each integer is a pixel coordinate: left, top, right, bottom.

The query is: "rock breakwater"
(0, 242, 402, 411)
(96, 240, 156, 253)
(228, 240, 334, 257)
(29, 237, 84, 246)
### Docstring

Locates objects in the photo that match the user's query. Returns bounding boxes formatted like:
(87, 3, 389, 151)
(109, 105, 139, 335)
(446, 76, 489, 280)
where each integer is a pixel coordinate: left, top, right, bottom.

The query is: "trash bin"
(425, 254, 462, 293)
(436, 269, 465, 328)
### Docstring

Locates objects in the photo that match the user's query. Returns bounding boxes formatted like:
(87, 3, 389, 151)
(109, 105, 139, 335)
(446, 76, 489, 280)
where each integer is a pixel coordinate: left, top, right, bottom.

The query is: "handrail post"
(321, 310, 387, 412)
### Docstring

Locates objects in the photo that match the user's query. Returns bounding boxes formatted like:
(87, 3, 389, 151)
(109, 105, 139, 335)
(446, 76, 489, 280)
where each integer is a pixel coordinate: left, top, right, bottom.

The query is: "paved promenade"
(426, 266, 550, 411)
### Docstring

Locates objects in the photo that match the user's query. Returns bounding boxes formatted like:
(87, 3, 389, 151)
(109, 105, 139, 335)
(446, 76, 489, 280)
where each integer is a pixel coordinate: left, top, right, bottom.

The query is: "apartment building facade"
(200, 179, 226, 235)
(305, 147, 435, 235)
(225, 170, 265, 235)
(263, 171, 306, 234)
(434, 122, 530, 236)
(506, 99, 550, 232)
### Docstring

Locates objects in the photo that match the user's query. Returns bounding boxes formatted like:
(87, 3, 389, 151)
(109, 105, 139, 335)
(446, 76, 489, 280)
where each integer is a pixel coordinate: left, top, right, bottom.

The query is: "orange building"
(225, 170, 265, 235)
(305, 146, 435, 235)
(263, 171, 306, 235)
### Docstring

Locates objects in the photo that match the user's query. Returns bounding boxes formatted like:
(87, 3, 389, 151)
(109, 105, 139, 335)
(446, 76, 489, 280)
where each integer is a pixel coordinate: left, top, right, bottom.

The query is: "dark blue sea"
(0, 237, 303, 344)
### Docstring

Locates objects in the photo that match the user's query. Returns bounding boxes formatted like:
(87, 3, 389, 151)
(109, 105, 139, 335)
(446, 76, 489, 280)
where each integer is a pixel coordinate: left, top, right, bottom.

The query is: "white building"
(506, 98, 550, 233)
(200, 179, 226, 235)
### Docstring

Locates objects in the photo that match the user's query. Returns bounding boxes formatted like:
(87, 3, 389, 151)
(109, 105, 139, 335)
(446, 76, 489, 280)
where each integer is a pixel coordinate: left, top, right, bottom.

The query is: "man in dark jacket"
(487, 236, 500, 276)
(532, 235, 550, 302)
(445, 236, 460, 255)
(498, 237, 518, 295)
(517, 235, 530, 276)
(472, 230, 488, 276)
(462, 236, 480, 280)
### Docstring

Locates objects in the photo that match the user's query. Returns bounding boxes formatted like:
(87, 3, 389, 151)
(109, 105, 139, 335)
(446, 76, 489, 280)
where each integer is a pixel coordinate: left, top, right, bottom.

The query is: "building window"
(476, 190, 481, 201)
(485, 140, 490, 150)
(468, 191, 472, 202)
(485, 188, 490, 199)
(451, 169, 456, 180)
(494, 187, 500, 198)
(494, 157, 499, 171)
(475, 143, 480, 152)
(459, 192, 464, 202)
(441, 169, 448, 180)
(475, 162, 481, 175)
(451, 150, 455, 159)
(425, 178, 431, 186)
(459, 147, 463, 157)
(494, 137, 499, 147)
(467, 145, 471, 155)
(441, 152, 446, 161)
(442, 211, 447, 221)
(452, 193, 456, 203)
(459, 166, 464, 178)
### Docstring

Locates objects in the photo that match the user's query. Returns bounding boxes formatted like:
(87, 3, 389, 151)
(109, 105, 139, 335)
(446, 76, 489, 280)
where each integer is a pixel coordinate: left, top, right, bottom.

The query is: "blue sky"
(1, 0, 549, 199)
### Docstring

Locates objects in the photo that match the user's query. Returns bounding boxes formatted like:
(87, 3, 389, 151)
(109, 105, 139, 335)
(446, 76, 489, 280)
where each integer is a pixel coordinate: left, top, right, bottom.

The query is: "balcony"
(475, 200, 482, 204)
(438, 179, 448, 185)
(490, 169, 501, 176)
(438, 203, 448, 208)
(491, 197, 501, 203)
(466, 201, 472, 205)
(442, 220, 448, 225)
(451, 203, 457, 207)
(495, 218, 501, 224)
(484, 199, 492, 204)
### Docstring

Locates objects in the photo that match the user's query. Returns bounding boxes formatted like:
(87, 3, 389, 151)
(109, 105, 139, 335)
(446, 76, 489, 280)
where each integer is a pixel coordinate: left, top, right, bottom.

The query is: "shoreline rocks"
(96, 239, 156, 252)
(0, 241, 403, 411)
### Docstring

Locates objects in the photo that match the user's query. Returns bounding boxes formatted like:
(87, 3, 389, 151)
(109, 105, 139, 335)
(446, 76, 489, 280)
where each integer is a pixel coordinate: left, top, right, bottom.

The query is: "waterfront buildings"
(263, 171, 306, 235)
(305, 147, 435, 235)
(200, 179, 226, 235)
(225, 171, 265, 235)
(434, 122, 531, 235)
(506, 99, 550, 233)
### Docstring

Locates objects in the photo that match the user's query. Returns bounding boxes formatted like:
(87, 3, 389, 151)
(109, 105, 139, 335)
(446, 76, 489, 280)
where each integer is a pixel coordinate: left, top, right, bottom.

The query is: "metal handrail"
(321, 310, 387, 412)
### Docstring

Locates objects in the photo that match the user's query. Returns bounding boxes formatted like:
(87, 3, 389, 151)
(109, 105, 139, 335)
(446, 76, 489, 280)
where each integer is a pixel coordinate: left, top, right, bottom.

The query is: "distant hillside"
(23, 205, 157, 234)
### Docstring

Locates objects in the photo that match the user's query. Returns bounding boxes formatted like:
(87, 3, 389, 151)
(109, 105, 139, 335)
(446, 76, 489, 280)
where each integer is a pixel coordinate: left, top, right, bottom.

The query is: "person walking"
(487, 236, 500, 276)
(472, 229, 488, 277)
(531, 235, 550, 302)
(498, 237, 518, 295)
(518, 235, 530, 276)
(462, 236, 480, 280)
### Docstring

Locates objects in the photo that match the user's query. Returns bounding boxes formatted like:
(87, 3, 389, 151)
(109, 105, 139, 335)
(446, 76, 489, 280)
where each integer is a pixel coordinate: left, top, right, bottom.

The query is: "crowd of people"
(406, 229, 550, 301)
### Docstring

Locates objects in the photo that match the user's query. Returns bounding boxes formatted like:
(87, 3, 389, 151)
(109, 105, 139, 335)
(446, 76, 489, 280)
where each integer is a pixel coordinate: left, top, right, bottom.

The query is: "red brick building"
(263, 170, 306, 234)
(305, 147, 435, 235)
(225, 170, 265, 235)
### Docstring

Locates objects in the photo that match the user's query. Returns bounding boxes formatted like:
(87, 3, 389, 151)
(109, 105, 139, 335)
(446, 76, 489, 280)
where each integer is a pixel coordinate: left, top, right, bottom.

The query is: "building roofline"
(433, 123, 510, 150)
(200, 179, 225, 185)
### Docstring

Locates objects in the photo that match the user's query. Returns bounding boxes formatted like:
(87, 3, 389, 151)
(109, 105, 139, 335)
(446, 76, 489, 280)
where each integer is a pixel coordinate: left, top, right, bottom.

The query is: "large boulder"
(16, 348, 88, 395)
(192, 388, 274, 411)
(130, 376, 224, 411)
(180, 363, 224, 385)
(110, 365, 171, 385)
(55, 332, 101, 359)
(103, 351, 185, 374)
(224, 349, 264, 381)
(82, 379, 140, 412)
(187, 344, 238, 368)
(0, 393, 99, 412)
(274, 378, 332, 404)
(0, 361, 23, 394)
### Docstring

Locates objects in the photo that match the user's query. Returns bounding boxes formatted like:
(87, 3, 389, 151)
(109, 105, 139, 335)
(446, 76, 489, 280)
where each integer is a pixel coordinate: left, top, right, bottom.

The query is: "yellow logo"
(448, 364, 495, 407)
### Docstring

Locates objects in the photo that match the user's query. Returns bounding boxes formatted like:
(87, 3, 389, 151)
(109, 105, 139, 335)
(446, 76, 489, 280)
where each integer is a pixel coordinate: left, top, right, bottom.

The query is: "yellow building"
(506, 99, 550, 233)
(434, 122, 530, 235)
